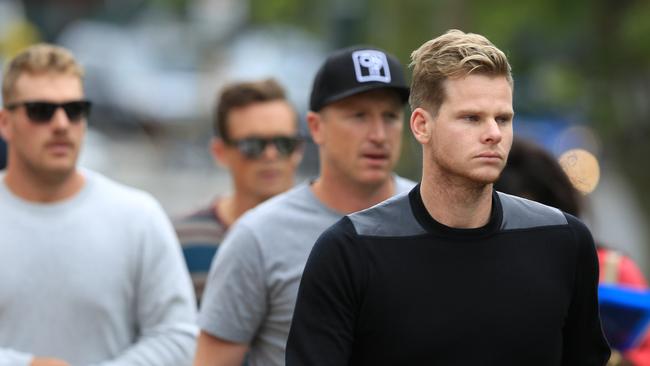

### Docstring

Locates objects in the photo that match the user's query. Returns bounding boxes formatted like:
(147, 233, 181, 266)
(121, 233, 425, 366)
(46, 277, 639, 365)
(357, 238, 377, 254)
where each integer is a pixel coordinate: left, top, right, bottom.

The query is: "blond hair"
(2, 43, 84, 104)
(409, 29, 512, 113)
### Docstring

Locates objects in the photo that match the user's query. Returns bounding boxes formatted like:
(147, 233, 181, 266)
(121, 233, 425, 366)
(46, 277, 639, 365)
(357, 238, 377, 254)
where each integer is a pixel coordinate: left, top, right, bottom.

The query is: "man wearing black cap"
(193, 47, 415, 366)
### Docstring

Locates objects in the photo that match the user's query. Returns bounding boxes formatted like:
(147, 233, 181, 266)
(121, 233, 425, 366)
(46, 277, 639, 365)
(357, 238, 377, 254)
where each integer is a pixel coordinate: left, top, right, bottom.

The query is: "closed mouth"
(476, 152, 502, 159)
(46, 141, 73, 149)
(362, 152, 389, 160)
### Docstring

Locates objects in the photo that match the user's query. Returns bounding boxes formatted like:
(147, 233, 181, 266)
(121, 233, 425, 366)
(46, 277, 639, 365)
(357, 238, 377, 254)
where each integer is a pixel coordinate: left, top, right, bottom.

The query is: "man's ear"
(306, 111, 324, 146)
(210, 137, 230, 168)
(410, 107, 433, 145)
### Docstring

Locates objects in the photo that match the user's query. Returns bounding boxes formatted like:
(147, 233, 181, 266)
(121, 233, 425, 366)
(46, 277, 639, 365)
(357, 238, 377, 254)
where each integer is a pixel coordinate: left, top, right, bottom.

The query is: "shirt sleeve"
(198, 221, 268, 343)
(93, 198, 198, 366)
(0, 348, 32, 366)
(561, 215, 611, 366)
(612, 252, 650, 365)
(286, 218, 364, 366)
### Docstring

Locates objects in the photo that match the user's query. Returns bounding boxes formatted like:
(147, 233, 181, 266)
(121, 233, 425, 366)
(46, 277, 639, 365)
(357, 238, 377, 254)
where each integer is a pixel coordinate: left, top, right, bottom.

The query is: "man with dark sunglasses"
(0, 44, 197, 365)
(4, 100, 92, 123)
(194, 47, 415, 366)
(173, 78, 303, 302)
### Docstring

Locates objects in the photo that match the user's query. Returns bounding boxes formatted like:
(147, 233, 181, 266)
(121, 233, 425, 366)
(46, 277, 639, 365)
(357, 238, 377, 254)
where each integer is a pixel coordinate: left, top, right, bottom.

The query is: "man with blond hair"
(287, 30, 610, 365)
(0, 44, 197, 366)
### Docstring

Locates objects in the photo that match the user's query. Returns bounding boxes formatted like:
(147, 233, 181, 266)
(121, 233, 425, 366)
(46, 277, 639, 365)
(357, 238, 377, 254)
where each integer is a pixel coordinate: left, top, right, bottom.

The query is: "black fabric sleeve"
(561, 214, 611, 365)
(286, 217, 365, 366)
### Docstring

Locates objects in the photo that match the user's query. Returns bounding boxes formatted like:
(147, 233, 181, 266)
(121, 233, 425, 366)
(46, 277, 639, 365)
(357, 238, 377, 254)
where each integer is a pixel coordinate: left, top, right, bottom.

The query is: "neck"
(3, 165, 85, 203)
(420, 171, 493, 229)
(217, 190, 267, 227)
(311, 171, 396, 215)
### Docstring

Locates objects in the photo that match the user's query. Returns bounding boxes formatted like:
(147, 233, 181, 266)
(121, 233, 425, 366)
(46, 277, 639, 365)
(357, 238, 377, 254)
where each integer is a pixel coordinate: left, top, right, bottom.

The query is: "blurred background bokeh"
(1, 0, 649, 276)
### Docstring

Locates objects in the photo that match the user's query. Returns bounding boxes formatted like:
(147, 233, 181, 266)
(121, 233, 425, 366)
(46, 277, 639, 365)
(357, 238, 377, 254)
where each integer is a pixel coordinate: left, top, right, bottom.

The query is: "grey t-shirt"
(0, 170, 197, 366)
(198, 177, 415, 366)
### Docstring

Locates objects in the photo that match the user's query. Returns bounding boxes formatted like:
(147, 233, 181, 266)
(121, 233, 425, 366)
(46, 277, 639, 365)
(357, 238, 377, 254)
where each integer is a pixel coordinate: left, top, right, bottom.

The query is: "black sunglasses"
(5, 100, 92, 124)
(226, 136, 302, 159)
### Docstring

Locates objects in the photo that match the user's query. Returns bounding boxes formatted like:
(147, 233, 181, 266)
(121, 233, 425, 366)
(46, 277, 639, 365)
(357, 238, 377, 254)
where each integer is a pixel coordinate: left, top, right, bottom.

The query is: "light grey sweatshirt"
(0, 169, 197, 365)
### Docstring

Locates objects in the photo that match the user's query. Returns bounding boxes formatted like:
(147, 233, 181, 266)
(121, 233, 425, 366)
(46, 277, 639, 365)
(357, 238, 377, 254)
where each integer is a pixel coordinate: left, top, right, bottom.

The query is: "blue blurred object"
(599, 284, 650, 351)
(0, 137, 7, 170)
(182, 245, 218, 274)
(513, 115, 570, 152)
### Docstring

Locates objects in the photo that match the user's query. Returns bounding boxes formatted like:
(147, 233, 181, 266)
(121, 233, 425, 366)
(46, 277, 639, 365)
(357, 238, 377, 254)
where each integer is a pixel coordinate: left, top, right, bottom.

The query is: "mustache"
(45, 138, 75, 147)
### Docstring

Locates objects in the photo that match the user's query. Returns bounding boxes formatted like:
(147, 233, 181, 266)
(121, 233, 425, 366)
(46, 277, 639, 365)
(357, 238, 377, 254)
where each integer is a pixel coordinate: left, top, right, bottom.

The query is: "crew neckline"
(0, 169, 95, 214)
(408, 184, 503, 239)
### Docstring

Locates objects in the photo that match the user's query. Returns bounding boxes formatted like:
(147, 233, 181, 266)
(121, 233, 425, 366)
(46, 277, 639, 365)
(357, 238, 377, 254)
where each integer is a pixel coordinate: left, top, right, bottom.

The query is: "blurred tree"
(0, 20, 41, 59)
(244, 0, 650, 204)
(15, 0, 648, 258)
(20, 0, 99, 40)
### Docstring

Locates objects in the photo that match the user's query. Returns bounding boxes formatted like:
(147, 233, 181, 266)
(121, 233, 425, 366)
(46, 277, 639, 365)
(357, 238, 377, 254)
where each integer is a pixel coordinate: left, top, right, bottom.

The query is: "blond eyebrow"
(497, 111, 515, 119)
(454, 109, 514, 118)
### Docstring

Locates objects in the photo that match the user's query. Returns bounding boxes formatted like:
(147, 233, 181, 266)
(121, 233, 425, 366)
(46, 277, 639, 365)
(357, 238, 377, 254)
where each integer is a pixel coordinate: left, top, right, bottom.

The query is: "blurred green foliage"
(17, 0, 650, 220)
(247, 0, 650, 218)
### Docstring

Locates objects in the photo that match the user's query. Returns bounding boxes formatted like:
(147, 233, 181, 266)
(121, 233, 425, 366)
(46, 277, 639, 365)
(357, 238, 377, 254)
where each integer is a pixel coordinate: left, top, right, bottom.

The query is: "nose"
(50, 107, 72, 130)
(367, 116, 387, 143)
(260, 141, 281, 160)
(482, 119, 503, 145)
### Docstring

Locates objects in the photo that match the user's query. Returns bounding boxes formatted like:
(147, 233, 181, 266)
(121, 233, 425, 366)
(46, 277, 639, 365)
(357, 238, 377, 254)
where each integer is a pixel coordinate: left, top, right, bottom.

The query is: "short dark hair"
(495, 138, 582, 216)
(213, 78, 289, 141)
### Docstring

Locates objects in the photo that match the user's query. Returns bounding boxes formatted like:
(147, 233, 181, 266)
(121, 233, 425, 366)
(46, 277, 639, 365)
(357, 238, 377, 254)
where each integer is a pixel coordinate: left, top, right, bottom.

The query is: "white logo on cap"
(352, 50, 391, 83)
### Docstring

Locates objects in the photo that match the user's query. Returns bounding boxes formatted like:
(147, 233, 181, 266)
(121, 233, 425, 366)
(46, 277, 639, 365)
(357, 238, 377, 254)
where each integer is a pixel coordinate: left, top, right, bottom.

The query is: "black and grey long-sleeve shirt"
(287, 185, 610, 366)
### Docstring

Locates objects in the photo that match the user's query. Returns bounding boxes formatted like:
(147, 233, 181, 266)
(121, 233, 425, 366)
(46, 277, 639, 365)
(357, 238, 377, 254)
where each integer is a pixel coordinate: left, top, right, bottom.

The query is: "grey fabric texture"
(497, 191, 568, 230)
(198, 176, 415, 366)
(348, 190, 426, 237)
(0, 170, 198, 366)
(350, 190, 568, 238)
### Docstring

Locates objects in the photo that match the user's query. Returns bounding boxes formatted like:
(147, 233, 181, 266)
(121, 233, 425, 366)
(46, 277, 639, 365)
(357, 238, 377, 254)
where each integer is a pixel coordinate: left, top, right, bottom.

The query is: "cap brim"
(314, 84, 410, 111)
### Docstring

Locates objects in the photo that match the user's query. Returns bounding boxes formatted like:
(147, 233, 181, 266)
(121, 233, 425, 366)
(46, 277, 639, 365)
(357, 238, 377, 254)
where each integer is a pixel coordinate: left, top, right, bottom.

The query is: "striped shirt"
(173, 200, 228, 302)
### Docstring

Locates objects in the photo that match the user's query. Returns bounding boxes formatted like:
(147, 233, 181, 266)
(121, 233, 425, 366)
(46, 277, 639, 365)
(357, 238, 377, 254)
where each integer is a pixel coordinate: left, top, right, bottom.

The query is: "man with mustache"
(287, 30, 610, 365)
(0, 44, 197, 366)
(193, 46, 415, 366)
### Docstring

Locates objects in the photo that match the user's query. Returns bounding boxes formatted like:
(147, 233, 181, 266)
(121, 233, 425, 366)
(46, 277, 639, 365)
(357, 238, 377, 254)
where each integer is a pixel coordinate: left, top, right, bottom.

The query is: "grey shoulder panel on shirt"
(497, 191, 568, 230)
(348, 191, 426, 237)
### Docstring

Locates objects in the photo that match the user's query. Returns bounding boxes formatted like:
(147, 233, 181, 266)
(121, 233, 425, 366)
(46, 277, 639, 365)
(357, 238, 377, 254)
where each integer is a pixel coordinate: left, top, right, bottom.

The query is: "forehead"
(441, 74, 513, 112)
(11, 72, 83, 102)
(227, 100, 297, 138)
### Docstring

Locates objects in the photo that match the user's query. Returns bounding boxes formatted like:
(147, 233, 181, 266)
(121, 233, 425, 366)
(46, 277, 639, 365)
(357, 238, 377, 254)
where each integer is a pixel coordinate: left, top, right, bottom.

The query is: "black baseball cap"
(309, 46, 410, 111)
